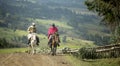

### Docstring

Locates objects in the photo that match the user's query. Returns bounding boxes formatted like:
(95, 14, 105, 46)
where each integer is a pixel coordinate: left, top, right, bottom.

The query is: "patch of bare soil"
(0, 53, 72, 66)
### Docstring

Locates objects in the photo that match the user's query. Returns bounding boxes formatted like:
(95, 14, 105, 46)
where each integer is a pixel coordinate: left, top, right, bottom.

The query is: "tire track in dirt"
(0, 53, 13, 64)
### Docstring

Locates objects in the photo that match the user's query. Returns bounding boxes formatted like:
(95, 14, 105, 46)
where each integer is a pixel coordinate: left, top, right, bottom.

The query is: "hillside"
(0, 0, 111, 46)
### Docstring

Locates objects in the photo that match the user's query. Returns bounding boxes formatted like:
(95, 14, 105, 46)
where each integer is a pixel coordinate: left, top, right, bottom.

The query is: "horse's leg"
(54, 43, 57, 55)
(34, 44, 37, 54)
(28, 45, 31, 54)
(51, 45, 54, 56)
(52, 44, 56, 56)
(29, 44, 32, 54)
(50, 43, 54, 55)
(31, 43, 34, 55)
(27, 45, 31, 54)
(51, 46, 53, 55)
(53, 47, 55, 55)
(54, 46, 57, 55)
(50, 46, 52, 53)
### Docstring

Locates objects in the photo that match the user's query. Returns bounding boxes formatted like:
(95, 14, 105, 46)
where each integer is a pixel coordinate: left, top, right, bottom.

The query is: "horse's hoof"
(52, 53, 54, 56)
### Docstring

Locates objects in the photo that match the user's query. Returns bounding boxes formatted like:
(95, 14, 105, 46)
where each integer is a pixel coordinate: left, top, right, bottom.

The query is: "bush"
(78, 47, 98, 59)
(0, 38, 26, 48)
(0, 38, 9, 48)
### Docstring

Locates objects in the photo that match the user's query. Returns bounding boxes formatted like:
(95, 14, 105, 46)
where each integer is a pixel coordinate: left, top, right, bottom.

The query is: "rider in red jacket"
(48, 24, 58, 39)
(48, 23, 60, 46)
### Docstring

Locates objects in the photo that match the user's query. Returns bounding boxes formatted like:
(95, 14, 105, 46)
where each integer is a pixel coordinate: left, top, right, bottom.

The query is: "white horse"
(28, 33, 37, 55)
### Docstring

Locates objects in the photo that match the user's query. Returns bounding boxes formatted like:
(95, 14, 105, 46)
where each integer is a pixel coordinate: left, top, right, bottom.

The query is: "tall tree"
(85, 0, 120, 43)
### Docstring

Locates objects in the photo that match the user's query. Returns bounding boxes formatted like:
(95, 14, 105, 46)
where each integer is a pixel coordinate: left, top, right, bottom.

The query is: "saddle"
(48, 33, 60, 47)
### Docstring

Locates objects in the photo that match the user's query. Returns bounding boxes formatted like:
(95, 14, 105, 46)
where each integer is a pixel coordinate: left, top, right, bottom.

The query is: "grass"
(15, 29, 27, 36)
(57, 37, 96, 50)
(0, 28, 27, 40)
(60, 37, 95, 48)
(65, 55, 92, 66)
(91, 58, 120, 66)
(35, 19, 73, 29)
(0, 48, 28, 53)
(65, 55, 120, 66)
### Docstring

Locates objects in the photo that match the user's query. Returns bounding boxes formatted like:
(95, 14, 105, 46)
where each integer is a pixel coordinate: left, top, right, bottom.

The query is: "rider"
(48, 23, 60, 46)
(27, 23, 39, 45)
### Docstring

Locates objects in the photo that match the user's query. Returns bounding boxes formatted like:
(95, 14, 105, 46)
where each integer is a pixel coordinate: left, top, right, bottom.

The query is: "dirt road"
(0, 53, 72, 66)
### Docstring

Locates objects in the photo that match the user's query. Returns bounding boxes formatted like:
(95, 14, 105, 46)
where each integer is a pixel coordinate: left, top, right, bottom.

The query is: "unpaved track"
(0, 53, 72, 66)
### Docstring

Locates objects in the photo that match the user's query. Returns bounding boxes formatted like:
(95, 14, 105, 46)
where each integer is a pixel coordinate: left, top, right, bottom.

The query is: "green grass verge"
(0, 48, 28, 53)
(65, 55, 120, 66)
(65, 55, 92, 66)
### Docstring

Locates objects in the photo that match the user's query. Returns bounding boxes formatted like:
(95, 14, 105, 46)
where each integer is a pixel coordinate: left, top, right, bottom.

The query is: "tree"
(85, 0, 120, 43)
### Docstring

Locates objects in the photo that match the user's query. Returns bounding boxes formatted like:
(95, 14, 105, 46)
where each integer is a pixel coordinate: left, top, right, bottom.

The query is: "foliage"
(78, 47, 98, 59)
(0, 38, 8, 48)
(76, 47, 120, 59)
(82, 33, 111, 46)
(0, 38, 26, 48)
(85, 0, 120, 42)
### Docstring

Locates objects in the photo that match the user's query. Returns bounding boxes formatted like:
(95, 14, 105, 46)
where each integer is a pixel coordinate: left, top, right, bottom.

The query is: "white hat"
(32, 23, 35, 25)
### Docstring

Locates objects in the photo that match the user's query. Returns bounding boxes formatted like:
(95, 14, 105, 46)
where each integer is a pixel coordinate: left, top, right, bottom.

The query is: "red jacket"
(48, 26, 58, 38)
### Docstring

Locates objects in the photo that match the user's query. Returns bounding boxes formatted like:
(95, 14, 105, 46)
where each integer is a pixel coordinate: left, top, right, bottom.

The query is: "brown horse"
(50, 33, 59, 56)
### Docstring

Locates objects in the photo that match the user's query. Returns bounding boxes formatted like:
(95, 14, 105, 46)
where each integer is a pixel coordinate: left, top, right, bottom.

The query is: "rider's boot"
(36, 36, 39, 46)
(48, 37, 52, 45)
(27, 38, 30, 44)
(58, 38, 60, 43)
(57, 43, 60, 46)
(36, 42, 39, 46)
(48, 40, 50, 45)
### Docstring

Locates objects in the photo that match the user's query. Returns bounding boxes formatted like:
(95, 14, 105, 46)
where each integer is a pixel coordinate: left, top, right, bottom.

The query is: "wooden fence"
(94, 44, 120, 58)
(62, 44, 120, 59)
(95, 44, 120, 52)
